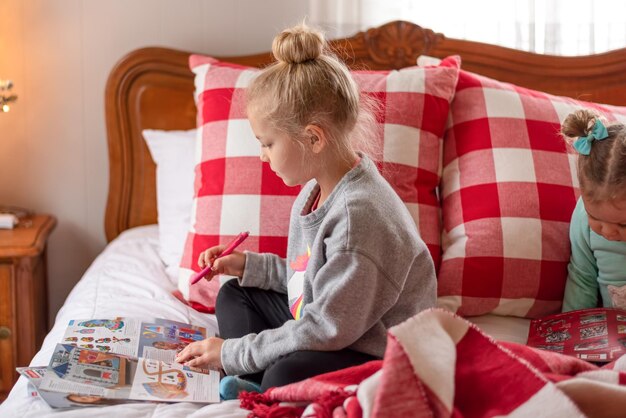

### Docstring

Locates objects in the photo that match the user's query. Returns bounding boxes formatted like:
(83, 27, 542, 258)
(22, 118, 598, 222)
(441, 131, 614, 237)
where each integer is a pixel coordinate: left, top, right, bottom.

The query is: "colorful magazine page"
(138, 318, 206, 361)
(40, 344, 220, 404)
(17, 366, 127, 408)
(527, 307, 626, 362)
(62, 317, 208, 362)
(129, 358, 219, 402)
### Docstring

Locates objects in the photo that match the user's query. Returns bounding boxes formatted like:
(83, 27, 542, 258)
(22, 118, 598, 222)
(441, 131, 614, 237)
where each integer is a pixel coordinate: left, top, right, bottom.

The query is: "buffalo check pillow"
(179, 54, 461, 312)
(437, 69, 626, 319)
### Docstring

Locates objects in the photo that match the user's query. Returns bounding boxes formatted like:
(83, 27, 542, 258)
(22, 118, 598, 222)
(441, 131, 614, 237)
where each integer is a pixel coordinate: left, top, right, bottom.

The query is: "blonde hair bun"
(272, 24, 325, 64)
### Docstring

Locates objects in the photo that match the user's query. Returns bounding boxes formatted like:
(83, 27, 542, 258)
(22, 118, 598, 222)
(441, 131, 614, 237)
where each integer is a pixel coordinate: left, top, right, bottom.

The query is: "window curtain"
(308, 0, 626, 55)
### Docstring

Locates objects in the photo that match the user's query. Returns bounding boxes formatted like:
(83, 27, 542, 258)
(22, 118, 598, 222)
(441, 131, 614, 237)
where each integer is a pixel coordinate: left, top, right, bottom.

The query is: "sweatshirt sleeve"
(220, 249, 403, 376)
(239, 251, 288, 293)
(562, 200, 599, 312)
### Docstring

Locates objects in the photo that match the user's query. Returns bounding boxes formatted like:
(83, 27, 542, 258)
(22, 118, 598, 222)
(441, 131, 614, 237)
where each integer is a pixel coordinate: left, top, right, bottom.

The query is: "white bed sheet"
(0, 225, 247, 418)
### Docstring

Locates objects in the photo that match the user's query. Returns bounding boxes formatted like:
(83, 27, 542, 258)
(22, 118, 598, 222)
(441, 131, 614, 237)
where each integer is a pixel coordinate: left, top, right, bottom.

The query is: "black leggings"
(215, 279, 379, 391)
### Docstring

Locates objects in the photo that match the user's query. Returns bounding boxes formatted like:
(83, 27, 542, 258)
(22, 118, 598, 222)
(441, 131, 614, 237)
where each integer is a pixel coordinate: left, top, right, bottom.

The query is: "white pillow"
(143, 129, 197, 270)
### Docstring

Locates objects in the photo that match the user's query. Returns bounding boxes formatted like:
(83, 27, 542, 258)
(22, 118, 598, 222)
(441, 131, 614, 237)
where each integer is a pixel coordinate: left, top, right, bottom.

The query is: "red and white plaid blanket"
(240, 308, 626, 418)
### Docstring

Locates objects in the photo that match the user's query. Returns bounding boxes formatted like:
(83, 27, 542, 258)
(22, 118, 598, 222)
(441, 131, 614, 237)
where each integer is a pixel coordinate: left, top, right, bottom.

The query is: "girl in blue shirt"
(561, 109, 626, 311)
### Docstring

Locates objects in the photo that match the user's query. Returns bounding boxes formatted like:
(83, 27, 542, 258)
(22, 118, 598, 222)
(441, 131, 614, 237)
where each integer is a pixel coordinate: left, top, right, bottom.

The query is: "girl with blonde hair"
(176, 23, 436, 399)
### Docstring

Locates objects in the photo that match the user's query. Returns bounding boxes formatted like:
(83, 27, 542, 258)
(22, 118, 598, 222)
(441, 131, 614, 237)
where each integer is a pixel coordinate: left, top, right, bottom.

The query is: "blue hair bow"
(573, 119, 608, 155)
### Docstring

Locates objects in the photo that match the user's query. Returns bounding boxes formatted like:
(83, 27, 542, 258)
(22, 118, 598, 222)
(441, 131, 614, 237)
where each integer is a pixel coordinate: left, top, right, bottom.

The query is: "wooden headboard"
(104, 20, 626, 242)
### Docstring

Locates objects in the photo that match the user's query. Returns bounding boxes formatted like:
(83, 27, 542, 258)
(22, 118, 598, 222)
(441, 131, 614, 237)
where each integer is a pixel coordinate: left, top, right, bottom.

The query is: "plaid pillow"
(179, 55, 461, 311)
(437, 69, 626, 319)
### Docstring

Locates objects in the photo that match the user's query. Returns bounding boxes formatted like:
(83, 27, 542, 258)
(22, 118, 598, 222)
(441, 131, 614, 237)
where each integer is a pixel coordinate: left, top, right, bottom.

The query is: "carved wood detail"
(361, 21, 444, 68)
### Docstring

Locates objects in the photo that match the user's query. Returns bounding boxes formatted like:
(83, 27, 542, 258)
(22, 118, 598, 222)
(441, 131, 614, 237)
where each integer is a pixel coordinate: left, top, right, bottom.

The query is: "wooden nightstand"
(0, 214, 56, 401)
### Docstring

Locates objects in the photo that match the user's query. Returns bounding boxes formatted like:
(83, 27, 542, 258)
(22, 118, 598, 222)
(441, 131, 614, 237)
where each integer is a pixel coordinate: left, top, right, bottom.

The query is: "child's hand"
(197, 246, 247, 281)
(175, 337, 224, 370)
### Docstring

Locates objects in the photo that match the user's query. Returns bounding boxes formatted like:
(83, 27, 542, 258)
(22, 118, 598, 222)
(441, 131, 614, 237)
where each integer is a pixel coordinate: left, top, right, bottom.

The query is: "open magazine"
(39, 344, 219, 404)
(19, 317, 220, 407)
(527, 307, 626, 362)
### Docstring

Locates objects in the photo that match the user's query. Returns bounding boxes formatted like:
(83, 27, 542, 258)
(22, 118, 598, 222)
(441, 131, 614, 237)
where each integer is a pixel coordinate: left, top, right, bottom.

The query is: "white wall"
(0, 0, 309, 323)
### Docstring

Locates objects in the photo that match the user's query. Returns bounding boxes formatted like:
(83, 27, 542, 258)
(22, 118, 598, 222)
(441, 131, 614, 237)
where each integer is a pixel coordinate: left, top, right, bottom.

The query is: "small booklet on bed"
(20, 317, 220, 407)
(527, 308, 626, 362)
(17, 365, 131, 408)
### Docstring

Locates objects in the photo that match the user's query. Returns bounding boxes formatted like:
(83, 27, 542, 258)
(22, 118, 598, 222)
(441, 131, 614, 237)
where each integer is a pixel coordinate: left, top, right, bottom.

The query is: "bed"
(2, 20, 626, 417)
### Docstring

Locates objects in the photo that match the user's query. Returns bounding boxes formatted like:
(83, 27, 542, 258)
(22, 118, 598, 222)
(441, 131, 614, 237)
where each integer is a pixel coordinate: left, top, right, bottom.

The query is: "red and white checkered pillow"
(437, 69, 626, 319)
(179, 54, 461, 311)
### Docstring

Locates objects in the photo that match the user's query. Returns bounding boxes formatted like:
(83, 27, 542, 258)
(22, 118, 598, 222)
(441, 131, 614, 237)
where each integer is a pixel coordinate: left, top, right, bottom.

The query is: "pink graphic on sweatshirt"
(290, 252, 309, 271)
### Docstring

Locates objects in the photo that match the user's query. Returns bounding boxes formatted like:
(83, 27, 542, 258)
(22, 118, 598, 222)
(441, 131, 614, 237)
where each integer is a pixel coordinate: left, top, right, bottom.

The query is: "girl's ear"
(304, 124, 327, 154)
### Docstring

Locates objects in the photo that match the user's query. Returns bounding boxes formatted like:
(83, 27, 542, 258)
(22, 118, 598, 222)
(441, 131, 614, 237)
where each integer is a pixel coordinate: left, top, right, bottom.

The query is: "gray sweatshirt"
(220, 155, 437, 376)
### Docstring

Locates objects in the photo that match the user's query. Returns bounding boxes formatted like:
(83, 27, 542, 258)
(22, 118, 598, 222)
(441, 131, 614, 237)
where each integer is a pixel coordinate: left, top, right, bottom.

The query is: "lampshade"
(0, 79, 17, 112)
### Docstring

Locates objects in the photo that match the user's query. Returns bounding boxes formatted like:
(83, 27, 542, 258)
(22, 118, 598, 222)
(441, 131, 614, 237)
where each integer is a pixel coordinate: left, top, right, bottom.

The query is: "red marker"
(190, 231, 250, 285)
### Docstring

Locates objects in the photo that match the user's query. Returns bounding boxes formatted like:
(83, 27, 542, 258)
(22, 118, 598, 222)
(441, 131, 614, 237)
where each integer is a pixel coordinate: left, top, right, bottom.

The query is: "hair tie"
(573, 119, 608, 155)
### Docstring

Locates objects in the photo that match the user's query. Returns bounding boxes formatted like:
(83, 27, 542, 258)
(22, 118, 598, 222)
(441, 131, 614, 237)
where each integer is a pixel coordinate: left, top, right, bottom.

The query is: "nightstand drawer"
(0, 263, 16, 398)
